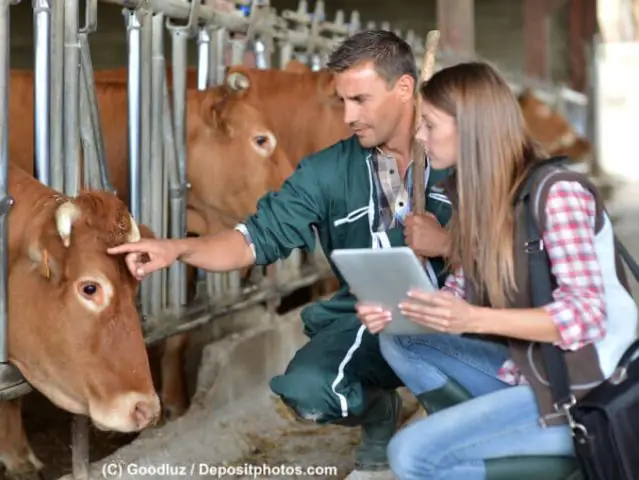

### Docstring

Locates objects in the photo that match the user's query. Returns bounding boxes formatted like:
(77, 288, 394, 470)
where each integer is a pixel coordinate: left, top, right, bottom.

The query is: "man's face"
(334, 61, 412, 148)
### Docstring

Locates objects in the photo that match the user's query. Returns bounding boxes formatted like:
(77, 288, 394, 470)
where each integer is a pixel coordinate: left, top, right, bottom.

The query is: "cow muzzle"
(89, 391, 161, 432)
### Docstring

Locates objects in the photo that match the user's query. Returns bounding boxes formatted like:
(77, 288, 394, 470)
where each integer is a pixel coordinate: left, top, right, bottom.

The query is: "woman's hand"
(399, 290, 482, 334)
(355, 302, 392, 334)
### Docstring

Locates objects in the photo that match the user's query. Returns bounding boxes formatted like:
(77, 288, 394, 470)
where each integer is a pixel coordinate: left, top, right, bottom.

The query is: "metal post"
(63, 0, 80, 196)
(139, 7, 152, 315)
(162, 74, 185, 313)
(348, 10, 360, 36)
(33, 0, 51, 185)
(150, 12, 165, 316)
(0, 0, 18, 367)
(77, 0, 113, 194)
(49, 0, 64, 191)
(167, 0, 198, 307)
(209, 27, 227, 85)
(197, 26, 210, 90)
(124, 8, 141, 221)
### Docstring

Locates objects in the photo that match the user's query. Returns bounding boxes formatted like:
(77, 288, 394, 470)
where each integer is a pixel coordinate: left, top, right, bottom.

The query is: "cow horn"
(55, 202, 81, 248)
(227, 72, 250, 91)
(127, 214, 141, 243)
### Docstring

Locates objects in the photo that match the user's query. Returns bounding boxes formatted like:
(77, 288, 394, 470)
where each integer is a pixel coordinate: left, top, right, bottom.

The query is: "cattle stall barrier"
(0, 0, 599, 476)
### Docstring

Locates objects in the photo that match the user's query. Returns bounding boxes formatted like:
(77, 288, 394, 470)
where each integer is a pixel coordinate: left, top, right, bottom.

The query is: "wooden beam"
(569, 0, 586, 91)
(436, 0, 475, 54)
(523, 0, 574, 80)
(523, 0, 550, 79)
(568, 0, 598, 92)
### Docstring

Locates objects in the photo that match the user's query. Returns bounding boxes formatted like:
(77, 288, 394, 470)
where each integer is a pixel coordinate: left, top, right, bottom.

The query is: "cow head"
(218, 66, 349, 169)
(518, 89, 593, 162)
(9, 190, 160, 433)
(186, 84, 294, 236)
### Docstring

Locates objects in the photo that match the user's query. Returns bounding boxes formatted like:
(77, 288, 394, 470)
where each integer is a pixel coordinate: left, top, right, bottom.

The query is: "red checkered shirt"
(442, 180, 607, 385)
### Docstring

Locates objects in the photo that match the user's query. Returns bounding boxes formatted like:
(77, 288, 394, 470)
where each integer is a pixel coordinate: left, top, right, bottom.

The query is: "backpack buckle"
(524, 239, 544, 253)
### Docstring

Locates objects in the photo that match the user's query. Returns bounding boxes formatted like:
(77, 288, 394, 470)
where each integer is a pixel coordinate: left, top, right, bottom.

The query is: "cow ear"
(284, 60, 311, 73)
(138, 223, 155, 239)
(27, 242, 63, 284)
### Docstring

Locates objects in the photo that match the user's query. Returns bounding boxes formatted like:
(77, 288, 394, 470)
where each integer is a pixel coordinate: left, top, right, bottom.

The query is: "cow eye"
(81, 283, 98, 297)
(254, 135, 268, 147)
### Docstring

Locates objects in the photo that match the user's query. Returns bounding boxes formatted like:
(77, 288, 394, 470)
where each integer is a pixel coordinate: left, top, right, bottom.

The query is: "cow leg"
(159, 333, 190, 421)
(0, 398, 43, 479)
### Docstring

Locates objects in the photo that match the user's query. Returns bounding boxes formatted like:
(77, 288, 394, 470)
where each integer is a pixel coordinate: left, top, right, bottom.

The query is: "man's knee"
(270, 366, 355, 424)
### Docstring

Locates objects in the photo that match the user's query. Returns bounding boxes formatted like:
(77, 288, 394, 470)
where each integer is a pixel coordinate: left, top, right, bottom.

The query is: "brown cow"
(8, 68, 294, 425)
(0, 163, 160, 476)
(518, 88, 593, 162)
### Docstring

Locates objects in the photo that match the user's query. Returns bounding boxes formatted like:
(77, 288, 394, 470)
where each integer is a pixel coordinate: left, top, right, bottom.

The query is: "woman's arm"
(475, 180, 606, 348)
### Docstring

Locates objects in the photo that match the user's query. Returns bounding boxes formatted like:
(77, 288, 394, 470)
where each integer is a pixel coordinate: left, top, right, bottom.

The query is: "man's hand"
(107, 239, 181, 280)
(404, 212, 450, 258)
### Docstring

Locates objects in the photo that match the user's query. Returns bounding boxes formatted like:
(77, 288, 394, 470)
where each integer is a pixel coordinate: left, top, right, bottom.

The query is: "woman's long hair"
(420, 62, 540, 308)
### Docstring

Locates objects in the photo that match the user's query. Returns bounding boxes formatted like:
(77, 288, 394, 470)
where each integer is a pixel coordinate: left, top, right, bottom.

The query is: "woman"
(356, 61, 637, 479)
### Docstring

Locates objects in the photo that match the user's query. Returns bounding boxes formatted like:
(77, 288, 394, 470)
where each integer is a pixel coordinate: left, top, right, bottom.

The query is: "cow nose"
(132, 395, 161, 429)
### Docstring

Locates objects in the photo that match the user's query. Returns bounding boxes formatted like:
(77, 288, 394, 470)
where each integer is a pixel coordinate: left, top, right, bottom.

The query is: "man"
(109, 31, 453, 475)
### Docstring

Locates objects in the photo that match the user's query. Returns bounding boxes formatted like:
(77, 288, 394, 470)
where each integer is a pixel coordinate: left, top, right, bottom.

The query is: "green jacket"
(242, 135, 453, 335)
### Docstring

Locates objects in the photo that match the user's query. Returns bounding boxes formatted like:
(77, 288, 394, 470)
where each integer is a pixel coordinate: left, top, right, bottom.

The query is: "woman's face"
(415, 101, 458, 169)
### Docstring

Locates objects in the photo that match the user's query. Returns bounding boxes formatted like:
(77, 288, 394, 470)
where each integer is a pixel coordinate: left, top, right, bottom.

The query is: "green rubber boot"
(415, 379, 471, 413)
(355, 389, 402, 471)
(334, 389, 402, 471)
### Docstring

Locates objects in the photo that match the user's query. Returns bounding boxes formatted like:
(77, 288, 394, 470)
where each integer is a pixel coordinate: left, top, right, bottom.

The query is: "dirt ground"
(2, 389, 137, 479)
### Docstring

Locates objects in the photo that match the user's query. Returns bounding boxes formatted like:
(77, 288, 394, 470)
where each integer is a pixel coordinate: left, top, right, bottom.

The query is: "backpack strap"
(517, 157, 639, 419)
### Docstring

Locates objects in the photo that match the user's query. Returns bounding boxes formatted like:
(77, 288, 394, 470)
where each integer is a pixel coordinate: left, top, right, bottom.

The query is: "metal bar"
(71, 415, 89, 480)
(49, 0, 64, 191)
(150, 12, 165, 316)
(79, 32, 114, 193)
(197, 26, 210, 90)
(33, 0, 51, 185)
(162, 71, 185, 313)
(0, 0, 17, 366)
(63, 0, 80, 196)
(139, 7, 153, 315)
(78, 54, 100, 189)
(98, 0, 341, 54)
(124, 8, 141, 220)
(168, 18, 191, 308)
(209, 27, 226, 85)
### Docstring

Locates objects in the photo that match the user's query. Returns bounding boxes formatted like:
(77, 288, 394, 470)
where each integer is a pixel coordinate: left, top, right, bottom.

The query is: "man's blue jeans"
(379, 333, 575, 480)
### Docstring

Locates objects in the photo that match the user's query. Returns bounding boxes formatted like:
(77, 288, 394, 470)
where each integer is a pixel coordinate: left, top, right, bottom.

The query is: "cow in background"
(517, 88, 593, 162)
(0, 163, 160, 477)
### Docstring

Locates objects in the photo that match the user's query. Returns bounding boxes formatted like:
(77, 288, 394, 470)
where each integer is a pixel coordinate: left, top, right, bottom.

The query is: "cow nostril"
(133, 400, 158, 429)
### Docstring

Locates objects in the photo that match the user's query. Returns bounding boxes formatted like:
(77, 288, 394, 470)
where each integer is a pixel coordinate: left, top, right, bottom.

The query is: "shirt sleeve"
(238, 154, 327, 266)
(441, 266, 466, 299)
(540, 180, 606, 351)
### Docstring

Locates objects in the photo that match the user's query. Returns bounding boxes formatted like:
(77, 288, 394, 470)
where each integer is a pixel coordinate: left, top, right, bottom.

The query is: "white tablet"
(330, 246, 438, 336)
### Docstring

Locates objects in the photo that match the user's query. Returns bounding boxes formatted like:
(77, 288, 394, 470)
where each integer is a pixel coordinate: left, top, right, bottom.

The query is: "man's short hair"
(326, 30, 417, 88)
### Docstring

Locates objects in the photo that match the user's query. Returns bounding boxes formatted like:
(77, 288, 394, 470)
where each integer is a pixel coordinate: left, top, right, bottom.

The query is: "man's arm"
(171, 229, 255, 272)
(176, 154, 326, 270)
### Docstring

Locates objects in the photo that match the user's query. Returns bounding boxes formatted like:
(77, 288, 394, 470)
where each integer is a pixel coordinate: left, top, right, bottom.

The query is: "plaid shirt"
(371, 147, 412, 230)
(442, 180, 606, 385)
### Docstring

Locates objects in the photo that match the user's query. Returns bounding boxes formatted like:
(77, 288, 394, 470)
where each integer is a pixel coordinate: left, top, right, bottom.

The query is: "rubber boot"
(415, 378, 471, 414)
(334, 389, 402, 472)
(355, 389, 402, 471)
(484, 456, 579, 480)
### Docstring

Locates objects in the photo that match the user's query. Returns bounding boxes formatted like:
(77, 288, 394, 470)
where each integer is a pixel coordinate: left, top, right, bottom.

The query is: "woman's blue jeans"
(379, 333, 575, 480)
